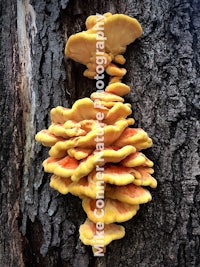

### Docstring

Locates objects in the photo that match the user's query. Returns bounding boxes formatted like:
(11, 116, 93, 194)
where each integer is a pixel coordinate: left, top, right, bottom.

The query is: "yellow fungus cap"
(71, 145, 136, 182)
(90, 91, 124, 103)
(85, 12, 112, 30)
(50, 173, 104, 199)
(114, 55, 126, 65)
(43, 156, 79, 178)
(48, 123, 86, 139)
(82, 197, 139, 223)
(79, 219, 125, 247)
(133, 167, 157, 188)
(106, 184, 152, 205)
(113, 127, 152, 149)
(35, 129, 65, 147)
(105, 82, 130, 97)
(102, 164, 135, 185)
(104, 103, 132, 124)
(50, 175, 73, 195)
(67, 147, 93, 160)
(49, 119, 134, 158)
(65, 32, 97, 65)
(50, 98, 108, 123)
(103, 14, 142, 55)
(106, 63, 127, 77)
(122, 151, 154, 168)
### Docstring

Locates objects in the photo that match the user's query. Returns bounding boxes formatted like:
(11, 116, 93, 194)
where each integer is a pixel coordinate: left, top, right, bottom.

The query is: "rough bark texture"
(0, 0, 200, 266)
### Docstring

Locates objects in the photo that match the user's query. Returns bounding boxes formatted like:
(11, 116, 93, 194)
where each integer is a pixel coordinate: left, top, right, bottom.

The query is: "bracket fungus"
(35, 13, 157, 254)
(65, 13, 142, 80)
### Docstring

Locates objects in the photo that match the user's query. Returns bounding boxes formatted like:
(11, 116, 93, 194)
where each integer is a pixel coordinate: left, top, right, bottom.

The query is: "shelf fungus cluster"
(35, 13, 157, 254)
(65, 12, 142, 80)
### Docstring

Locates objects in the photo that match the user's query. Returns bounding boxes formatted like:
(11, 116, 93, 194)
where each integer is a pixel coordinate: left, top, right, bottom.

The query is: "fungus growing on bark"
(48, 119, 134, 158)
(121, 152, 154, 168)
(35, 129, 65, 146)
(35, 13, 157, 254)
(71, 145, 136, 182)
(102, 164, 136, 185)
(133, 167, 157, 188)
(50, 173, 104, 199)
(105, 184, 152, 205)
(43, 156, 79, 177)
(65, 13, 142, 79)
(82, 198, 139, 224)
(67, 147, 93, 160)
(79, 218, 125, 248)
(105, 82, 130, 96)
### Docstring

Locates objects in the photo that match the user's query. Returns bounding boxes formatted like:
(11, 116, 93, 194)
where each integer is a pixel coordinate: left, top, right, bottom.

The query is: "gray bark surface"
(0, 0, 200, 266)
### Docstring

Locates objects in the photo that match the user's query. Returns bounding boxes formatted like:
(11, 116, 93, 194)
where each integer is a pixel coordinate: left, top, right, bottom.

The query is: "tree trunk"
(1, 0, 200, 266)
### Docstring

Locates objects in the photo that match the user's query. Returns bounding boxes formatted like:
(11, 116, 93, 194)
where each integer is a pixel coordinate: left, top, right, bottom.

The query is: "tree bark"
(0, 0, 200, 266)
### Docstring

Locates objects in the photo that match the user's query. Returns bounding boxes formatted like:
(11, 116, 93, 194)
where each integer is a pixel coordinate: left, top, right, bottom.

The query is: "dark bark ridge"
(0, 0, 24, 266)
(0, 0, 200, 266)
